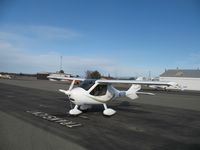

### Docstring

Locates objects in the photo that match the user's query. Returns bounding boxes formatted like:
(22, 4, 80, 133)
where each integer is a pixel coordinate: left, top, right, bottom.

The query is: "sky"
(0, 0, 200, 77)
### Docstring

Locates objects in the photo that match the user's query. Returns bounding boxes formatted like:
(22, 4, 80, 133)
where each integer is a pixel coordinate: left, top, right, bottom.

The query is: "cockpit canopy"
(79, 79, 107, 96)
(79, 79, 96, 91)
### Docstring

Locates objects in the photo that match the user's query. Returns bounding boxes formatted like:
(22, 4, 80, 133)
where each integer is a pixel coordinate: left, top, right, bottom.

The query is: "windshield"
(79, 79, 96, 91)
(90, 84, 107, 96)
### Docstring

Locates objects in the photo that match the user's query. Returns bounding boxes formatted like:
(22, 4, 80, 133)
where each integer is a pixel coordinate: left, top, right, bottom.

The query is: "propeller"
(59, 79, 76, 109)
(59, 79, 75, 96)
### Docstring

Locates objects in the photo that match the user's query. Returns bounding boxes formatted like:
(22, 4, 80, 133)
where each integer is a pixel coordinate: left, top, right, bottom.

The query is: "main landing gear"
(103, 103, 116, 116)
(69, 104, 116, 116)
(69, 105, 82, 115)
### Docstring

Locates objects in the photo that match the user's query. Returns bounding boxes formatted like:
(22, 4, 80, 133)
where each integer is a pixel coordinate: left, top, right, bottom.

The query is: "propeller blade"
(59, 89, 71, 95)
(69, 79, 75, 91)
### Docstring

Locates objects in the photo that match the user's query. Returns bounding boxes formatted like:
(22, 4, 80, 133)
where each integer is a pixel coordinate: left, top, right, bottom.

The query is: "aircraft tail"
(125, 84, 141, 100)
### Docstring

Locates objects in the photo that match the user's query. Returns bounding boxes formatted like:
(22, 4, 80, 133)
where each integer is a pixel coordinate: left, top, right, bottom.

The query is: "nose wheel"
(103, 103, 116, 116)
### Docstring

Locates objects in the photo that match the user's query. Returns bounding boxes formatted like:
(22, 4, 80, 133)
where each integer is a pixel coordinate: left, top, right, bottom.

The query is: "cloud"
(0, 24, 82, 43)
(0, 24, 167, 77)
(0, 40, 115, 75)
(0, 40, 166, 77)
(0, 39, 160, 77)
(28, 25, 83, 39)
(0, 25, 112, 75)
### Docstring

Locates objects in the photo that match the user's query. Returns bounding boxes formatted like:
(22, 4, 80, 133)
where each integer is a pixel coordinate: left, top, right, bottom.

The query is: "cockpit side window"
(79, 80, 96, 91)
(90, 84, 107, 96)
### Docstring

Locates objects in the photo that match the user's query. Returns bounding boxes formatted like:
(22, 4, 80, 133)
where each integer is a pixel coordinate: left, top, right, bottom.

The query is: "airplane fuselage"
(68, 84, 120, 106)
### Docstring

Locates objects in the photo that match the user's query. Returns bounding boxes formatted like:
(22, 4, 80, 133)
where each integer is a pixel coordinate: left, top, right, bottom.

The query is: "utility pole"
(60, 55, 63, 71)
(148, 71, 151, 80)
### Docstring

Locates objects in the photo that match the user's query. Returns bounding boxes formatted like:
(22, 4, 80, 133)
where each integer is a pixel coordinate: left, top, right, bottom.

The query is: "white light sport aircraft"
(56, 77, 179, 116)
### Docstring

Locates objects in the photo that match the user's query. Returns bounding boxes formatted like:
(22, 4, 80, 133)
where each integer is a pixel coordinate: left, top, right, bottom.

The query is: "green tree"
(85, 70, 101, 79)
(59, 70, 64, 73)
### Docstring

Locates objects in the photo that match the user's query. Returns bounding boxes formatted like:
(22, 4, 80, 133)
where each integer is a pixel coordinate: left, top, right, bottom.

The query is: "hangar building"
(159, 69, 200, 91)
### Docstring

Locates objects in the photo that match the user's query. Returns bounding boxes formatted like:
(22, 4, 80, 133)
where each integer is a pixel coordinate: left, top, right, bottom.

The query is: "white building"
(159, 69, 200, 91)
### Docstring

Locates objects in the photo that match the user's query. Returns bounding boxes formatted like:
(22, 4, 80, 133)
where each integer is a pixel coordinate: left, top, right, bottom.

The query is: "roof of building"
(160, 69, 200, 78)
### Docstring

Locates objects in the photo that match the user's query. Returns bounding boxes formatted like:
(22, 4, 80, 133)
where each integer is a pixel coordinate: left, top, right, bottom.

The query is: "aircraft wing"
(61, 77, 85, 81)
(96, 79, 176, 87)
(47, 76, 85, 81)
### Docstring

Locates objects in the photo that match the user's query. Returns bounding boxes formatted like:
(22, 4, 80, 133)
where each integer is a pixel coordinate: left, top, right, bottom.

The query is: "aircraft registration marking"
(26, 110, 82, 128)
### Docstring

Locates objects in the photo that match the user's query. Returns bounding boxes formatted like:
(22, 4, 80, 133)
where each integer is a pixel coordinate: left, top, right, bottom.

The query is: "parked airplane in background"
(0, 74, 11, 79)
(57, 77, 180, 116)
(149, 84, 185, 91)
(47, 73, 71, 81)
(136, 76, 185, 91)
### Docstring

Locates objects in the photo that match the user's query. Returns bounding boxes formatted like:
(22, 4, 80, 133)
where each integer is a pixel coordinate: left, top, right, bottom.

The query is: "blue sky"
(0, 0, 200, 77)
